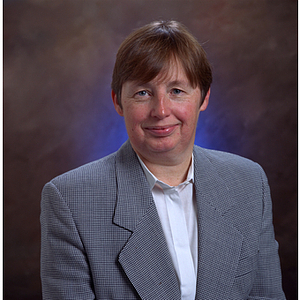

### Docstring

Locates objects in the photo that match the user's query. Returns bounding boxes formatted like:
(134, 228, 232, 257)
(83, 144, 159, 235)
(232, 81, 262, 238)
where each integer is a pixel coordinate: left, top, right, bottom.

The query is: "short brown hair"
(111, 20, 212, 106)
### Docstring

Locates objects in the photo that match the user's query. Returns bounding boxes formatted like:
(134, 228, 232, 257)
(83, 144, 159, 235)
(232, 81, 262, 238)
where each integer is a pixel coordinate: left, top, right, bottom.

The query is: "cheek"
(124, 107, 147, 129)
(177, 105, 200, 125)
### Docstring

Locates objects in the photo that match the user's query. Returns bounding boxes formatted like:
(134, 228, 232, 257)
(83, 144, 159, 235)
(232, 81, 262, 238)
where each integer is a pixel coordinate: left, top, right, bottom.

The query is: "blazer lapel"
(113, 141, 181, 300)
(194, 148, 244, 300)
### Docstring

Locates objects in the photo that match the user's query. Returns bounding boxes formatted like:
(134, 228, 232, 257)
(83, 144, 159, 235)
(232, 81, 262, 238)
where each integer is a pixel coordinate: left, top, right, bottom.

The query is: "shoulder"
(193, 145, 267, 183)
(50, 151, 117, 189)
(45, 141, 136, 197)
(41, 151, 119, 219)
(194, 145, 262, 169)
(193, 146, 271, 227)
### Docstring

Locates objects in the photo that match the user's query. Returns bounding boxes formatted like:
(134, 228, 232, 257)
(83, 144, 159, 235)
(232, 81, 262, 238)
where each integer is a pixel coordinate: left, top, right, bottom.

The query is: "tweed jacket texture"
(40, 140, 286, 299)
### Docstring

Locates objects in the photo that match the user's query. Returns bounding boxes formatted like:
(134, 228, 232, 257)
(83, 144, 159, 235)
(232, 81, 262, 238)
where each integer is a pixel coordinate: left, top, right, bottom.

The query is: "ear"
(111, 90, 124, 116)
(200, 88, 210, 112)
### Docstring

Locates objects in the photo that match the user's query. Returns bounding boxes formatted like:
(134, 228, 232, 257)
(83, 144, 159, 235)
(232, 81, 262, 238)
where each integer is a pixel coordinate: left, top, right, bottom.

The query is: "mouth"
(144, 124, 178, 137)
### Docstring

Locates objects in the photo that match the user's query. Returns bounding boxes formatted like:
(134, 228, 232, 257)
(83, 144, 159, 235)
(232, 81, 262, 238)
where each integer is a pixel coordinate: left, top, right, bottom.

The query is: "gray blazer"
(41, 140, 285, 299)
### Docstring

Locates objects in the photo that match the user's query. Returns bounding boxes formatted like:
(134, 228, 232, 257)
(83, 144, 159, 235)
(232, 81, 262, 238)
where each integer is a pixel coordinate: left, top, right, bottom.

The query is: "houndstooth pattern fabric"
(40, 140, 286, 299)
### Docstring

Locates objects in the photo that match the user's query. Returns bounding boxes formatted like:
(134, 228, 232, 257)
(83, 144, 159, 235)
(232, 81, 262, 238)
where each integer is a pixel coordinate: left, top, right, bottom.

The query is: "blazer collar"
(114, 142, 239, 226)
(193, 147, 244, 299)
(193, 146, 238, 215)
(114, 141, 181, 299)
(113, 140, 153, 232)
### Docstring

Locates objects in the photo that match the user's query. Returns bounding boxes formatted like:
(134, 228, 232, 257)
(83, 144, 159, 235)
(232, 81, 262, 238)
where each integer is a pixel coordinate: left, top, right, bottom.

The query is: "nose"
(150, 93, 171, 119)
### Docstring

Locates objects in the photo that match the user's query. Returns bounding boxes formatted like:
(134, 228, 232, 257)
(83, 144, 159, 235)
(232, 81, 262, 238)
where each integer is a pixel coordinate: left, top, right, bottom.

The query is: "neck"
(138, 153, 193, 186)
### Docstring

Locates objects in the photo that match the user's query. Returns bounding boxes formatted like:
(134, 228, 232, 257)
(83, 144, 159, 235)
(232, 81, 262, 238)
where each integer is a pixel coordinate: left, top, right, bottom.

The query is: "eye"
(136, 90, 149, 96)
(171, 88, 183, 95)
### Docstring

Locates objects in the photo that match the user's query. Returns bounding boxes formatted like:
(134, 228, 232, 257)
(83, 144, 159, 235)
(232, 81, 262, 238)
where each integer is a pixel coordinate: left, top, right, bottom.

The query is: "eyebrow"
(130, 79, 191, 89)
(166, 80, 190, 88)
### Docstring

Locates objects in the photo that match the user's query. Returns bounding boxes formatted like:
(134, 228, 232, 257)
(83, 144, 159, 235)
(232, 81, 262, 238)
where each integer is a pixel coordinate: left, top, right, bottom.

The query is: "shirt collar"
(137, 154, 194, 190)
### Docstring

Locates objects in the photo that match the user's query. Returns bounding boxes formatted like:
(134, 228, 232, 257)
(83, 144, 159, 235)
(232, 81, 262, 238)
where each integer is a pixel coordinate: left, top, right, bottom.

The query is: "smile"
(144, 125, 178, 137)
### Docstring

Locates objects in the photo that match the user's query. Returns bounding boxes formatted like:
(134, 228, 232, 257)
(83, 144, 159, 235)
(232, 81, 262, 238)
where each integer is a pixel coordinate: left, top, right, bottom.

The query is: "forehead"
(126, 58, 192, 89)
(152, 59, 190, 85)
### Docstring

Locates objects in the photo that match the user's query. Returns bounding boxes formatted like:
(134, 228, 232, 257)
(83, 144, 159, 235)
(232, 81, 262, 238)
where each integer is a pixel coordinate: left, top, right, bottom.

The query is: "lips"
(144, 124, 178, 137)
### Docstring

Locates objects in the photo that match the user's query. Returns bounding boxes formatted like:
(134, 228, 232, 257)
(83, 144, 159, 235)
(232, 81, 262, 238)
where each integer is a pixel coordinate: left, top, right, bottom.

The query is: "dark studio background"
(4, 0, 297, 299)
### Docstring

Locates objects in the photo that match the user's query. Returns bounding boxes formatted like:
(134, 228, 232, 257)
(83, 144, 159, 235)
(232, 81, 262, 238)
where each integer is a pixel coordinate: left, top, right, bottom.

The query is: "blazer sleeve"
(248, 168, 286, 299)
(40, 181, 95, 300)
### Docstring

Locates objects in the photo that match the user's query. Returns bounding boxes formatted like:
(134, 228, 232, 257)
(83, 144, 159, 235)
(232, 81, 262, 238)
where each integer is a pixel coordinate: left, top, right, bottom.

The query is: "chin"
(147, 142, 178, 155)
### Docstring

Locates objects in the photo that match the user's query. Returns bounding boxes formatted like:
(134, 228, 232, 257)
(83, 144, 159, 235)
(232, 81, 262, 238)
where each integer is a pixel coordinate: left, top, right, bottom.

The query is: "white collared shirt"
(137, 155, 198, 300)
